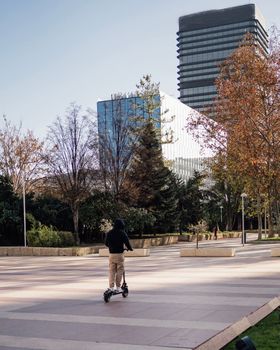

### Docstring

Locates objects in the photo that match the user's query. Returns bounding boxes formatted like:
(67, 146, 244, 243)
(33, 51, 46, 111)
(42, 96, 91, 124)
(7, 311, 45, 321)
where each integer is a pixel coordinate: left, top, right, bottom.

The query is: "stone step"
(271, 247, 280, 257)
(180, 247, 235, 257)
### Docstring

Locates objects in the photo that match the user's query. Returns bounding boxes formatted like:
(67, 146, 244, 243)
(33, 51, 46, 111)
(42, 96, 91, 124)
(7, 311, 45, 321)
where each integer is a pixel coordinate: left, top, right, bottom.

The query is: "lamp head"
(235, 336, 256, 350)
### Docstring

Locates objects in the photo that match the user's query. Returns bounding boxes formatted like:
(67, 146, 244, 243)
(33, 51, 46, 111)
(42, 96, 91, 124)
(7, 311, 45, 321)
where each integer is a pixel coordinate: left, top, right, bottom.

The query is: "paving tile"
(106, 326, 176, 345)
(128, 304, 190, 319)
(199, 308, 251, 323)
(17, 299, 152, 318)
(0, 235, 280, 350)
(0, 347, 33, 350)
(0, 319, 124, 342)
(151, 328, 217, 348)
(166, 308, 214, 321)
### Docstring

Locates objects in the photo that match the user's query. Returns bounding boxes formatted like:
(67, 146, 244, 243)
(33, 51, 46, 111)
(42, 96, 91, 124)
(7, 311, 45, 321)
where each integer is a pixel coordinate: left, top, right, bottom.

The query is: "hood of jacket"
(114, 218, 125, 230)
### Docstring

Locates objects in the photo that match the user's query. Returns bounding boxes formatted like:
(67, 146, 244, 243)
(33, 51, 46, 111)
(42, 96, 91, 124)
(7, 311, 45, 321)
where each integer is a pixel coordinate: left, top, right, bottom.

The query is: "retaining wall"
(0, 235, 178, 256)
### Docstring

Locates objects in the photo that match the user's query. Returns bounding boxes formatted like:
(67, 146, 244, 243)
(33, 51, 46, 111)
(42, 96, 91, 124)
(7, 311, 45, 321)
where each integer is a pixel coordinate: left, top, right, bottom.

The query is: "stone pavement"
(0, 235, 280, 350)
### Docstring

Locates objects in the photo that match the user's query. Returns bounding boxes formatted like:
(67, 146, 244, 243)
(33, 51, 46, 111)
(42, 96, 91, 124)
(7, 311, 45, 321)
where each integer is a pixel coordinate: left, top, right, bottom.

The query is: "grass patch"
(222, 308, 280, 349)
(262, 237, 280, 241)
(251, 238, 280, 244)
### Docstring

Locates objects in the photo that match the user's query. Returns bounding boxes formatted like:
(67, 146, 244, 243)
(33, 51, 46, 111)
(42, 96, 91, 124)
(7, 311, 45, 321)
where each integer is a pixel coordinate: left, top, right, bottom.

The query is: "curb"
(0, 246, 103, 256)
(194, 296, 280, 350)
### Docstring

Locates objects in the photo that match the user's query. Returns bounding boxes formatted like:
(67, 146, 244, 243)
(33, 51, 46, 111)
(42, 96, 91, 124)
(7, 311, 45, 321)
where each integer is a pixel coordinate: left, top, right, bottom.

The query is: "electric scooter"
(103, 271, 129, 303)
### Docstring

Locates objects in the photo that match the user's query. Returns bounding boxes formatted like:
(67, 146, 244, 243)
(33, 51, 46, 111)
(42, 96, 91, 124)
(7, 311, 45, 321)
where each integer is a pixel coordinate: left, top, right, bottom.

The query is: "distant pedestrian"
(105, 218, 133, 292)
(213, 225, 218, 240)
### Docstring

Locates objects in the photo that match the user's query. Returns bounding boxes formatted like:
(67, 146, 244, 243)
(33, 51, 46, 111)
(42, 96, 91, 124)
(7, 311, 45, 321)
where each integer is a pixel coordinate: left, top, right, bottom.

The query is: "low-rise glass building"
(97, 92, 212, 182)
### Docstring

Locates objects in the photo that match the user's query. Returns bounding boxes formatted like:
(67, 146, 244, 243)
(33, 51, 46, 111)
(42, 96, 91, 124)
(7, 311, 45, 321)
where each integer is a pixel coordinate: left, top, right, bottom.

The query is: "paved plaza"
(0, 235, 280, 350)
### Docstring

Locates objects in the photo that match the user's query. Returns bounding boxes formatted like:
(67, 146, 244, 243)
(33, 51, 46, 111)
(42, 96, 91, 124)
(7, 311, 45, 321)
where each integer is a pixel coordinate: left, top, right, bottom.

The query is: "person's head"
(114, 218, 125, 230)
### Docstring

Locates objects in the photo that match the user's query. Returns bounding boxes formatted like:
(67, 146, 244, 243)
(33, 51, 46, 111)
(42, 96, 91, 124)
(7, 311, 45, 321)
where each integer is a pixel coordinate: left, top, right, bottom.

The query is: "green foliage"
(135, 74, 161, 126)
(188, 220, 209, 234)
(223, 309, 280, 349)
(0, 175, 18, 203)
(177, 171, 205, 233)
(0, 175, 22, 245)
(58, 231, 75, 247)
(128, 121, 179, 233)
(80, 191, 157, 241)
(203, 171, 242, 231)
(29, 195, 73, 232)
(27, 224, 60, 247)
(27, 223, 75, 247)
(79, 191, 119, 242)
(26, 213, 37, 230)
(26, 229, 41, 247)
(0, 180, 76, 246)
(121, 207, 156, 237)
(153, 171, 180, 233)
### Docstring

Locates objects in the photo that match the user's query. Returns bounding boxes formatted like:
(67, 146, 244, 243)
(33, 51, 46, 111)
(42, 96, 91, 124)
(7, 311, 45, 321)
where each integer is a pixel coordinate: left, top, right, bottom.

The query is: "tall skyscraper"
(177, 4, 268, 113)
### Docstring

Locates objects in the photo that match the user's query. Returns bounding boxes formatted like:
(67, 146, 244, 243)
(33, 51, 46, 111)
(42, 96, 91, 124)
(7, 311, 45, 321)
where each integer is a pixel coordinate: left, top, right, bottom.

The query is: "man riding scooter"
(105, 218, 133, 294)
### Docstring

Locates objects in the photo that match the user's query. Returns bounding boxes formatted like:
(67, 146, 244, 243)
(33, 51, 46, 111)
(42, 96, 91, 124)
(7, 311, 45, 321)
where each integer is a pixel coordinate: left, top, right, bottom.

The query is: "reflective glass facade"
(177, 4, 268, 113)
(172, 157, 209, 183)
(97, 96, 160, 136)
(97, 95, 161, 176)
(97, 93, 213, 182)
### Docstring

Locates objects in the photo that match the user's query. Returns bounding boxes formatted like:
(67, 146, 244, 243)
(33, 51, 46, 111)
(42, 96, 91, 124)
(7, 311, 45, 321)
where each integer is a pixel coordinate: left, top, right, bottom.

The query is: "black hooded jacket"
(105, 219, 133, 254)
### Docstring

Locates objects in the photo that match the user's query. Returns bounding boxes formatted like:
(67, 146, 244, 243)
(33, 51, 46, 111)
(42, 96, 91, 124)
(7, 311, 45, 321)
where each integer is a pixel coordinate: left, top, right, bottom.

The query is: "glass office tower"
(177, 4, 268, 113)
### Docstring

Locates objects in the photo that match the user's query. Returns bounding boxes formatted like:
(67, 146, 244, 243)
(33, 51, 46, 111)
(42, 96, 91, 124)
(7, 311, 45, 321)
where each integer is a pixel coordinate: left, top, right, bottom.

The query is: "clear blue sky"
(0, 0, 279, 139)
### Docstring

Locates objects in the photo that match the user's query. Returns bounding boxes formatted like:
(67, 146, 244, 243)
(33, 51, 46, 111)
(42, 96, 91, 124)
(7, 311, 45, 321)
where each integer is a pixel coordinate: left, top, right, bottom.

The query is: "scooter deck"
(111, 290, 123, 295)
(103, 286, 129, 302)
(103, 271, 128, 302)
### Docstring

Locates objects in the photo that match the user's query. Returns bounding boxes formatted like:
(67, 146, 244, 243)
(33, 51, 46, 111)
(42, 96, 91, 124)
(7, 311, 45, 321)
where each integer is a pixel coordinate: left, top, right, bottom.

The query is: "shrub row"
(27, 225, 75, 247)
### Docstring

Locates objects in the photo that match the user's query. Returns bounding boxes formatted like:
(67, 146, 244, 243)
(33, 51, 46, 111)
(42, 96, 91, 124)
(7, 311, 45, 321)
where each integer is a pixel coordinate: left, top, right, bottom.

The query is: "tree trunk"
(237, 215, 241, 231)
(266, 189, 273, 237)
(72, 205, 80, 245)
(179, 220, 183, 235)
(257, 195, 262, 240)
(226, 210, 234, 231)
(268, 203, 274, 237)
(276, 200, 280, 234)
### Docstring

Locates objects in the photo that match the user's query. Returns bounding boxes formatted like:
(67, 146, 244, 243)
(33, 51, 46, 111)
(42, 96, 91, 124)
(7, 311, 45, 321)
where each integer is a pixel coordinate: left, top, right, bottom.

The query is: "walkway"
(0, 235, 280, 350)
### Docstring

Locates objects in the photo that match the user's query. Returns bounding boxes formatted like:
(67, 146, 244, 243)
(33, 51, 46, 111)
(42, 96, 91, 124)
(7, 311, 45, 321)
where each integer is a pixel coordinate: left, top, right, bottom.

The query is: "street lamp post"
(220, 206, 223, 225)
(22, 175, 27, 247)
(264, 205, 267, 239)
(241, 193, 247, 246)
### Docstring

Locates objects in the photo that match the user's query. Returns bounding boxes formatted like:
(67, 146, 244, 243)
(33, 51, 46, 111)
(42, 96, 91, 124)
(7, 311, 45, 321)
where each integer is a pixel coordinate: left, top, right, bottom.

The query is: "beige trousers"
(109, 253, 124, 288)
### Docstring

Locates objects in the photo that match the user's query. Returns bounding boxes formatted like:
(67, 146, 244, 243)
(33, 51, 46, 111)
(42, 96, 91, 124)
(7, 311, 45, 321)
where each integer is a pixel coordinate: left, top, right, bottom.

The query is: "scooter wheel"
(104, 294, 110, 303)
(103, 291, 111, 303)
(122, 288, 129, 298)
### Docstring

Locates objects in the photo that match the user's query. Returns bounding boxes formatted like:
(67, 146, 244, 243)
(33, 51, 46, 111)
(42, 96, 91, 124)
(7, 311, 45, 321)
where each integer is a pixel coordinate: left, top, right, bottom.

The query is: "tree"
(177, 171, 205, 233)
(98, 94, 141, 200)
(0, 116, 44, 194)
(43, 103, 99, 244)
(203, 170, 243, 232)
(135, 74, 174, 144)
(128, 120, 178, 232)
(79, 190, 118, 242)
(0, 175, 22, 245)
(98, 75, 173, 202)
(187, 33, 280, 236)
(29, 195, 73, 232)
